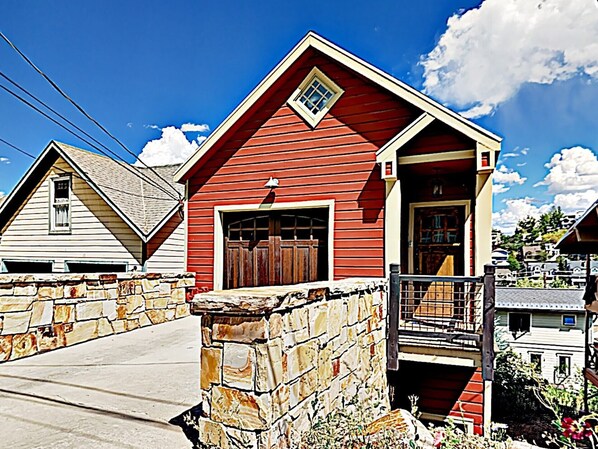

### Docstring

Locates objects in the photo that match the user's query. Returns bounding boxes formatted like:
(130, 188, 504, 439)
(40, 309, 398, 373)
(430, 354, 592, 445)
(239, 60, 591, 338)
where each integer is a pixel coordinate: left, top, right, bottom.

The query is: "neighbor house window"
(508, 312, 531, 333)
(556, 355, 571, 379)
(50, 175, 71, 232)
(530, 353, 542, 373)
(287, 67, 343, 128)
(562, 315, 576, 327)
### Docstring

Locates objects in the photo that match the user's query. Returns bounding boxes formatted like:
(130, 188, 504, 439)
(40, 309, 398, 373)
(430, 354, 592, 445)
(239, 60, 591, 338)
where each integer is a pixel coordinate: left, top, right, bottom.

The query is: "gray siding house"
(496, 288, 587, 384)
(0, 141, 185, 273)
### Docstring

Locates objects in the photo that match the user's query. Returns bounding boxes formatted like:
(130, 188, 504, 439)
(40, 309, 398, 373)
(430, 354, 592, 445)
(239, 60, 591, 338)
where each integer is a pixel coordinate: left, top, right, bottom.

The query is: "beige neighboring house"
(0, 141, 185, 273)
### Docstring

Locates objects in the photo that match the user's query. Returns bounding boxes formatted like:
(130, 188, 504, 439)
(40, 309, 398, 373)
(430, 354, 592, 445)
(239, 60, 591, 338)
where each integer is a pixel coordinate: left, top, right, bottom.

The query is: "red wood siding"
(397, 362, 485, 435)
(186, 49, 419, 289)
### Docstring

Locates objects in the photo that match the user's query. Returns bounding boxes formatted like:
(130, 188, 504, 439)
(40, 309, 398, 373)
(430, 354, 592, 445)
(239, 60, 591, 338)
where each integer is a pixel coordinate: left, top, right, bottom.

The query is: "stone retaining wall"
(191, 278, 388, 449)
(0, 272, 195, 361)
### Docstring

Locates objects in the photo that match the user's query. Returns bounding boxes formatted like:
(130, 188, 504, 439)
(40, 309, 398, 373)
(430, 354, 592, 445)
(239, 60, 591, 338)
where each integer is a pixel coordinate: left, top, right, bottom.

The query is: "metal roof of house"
(0, 141, 184, 241)
(496, 287, 585, 312)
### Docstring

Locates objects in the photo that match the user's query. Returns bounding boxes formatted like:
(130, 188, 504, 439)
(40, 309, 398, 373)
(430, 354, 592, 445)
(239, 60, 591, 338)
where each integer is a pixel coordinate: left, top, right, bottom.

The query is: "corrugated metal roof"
(495, 287, 585, 311)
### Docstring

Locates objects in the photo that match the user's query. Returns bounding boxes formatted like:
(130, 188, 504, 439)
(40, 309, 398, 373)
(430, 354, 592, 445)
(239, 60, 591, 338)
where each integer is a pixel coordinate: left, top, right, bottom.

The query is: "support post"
(482, 264, 495, 381)
(387, 263, 400, 371)
(585, 309, 591, 413)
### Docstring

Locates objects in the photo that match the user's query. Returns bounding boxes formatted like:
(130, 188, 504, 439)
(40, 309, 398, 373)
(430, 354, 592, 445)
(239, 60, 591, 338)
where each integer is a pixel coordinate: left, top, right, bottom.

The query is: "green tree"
(507, 253, 521, 271)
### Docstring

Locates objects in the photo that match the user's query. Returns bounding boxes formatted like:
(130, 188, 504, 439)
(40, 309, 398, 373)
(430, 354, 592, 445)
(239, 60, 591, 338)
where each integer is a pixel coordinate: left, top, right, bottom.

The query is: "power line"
(0, 138, 176, 201)
(0, 70, 179, 200)
(0, 30, 182, 200)
(0, 81, 179, 200)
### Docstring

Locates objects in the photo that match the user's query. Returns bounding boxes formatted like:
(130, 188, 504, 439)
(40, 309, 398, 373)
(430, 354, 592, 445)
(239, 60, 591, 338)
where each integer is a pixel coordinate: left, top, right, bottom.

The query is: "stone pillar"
(192, 279, 388, 449)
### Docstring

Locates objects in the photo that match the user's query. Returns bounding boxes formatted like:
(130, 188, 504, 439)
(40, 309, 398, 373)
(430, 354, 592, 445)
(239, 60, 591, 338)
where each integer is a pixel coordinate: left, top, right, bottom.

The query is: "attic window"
(288, 67, 343, 128)
(50, 175, 71, 233)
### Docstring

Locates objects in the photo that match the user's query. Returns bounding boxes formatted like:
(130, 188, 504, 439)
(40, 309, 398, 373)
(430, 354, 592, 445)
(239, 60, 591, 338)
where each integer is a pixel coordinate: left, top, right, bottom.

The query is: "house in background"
(0, 141, 185, 273)
(496, 288, 587, 384)
(174, 32, 501, 434)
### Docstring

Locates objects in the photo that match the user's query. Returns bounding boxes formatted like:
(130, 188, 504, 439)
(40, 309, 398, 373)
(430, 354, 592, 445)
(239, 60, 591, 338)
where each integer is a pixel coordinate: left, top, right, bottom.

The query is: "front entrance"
(223, 209, 328, 289)
(412, 206, 465, 319)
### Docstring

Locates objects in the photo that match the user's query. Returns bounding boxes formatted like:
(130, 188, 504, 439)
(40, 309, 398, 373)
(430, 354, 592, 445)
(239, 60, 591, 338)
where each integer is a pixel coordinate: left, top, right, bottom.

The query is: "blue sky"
(0, 0, 597, 233)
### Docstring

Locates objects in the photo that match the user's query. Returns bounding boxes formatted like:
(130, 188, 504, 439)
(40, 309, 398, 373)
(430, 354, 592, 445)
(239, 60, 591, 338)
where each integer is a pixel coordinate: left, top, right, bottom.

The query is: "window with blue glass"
(562, 315, 576, 327)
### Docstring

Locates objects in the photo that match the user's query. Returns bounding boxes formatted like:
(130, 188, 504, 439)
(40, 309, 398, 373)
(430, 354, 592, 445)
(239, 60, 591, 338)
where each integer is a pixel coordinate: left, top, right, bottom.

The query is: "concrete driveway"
(0, 316, 201, 449)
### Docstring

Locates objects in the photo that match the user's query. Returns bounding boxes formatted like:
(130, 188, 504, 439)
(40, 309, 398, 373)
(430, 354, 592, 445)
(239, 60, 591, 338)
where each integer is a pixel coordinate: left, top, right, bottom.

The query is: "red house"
(175, 32, 501, 434)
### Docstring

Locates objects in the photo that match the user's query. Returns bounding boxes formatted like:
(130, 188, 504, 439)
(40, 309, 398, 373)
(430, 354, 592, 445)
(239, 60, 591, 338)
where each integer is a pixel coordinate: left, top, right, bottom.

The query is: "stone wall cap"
(190, 277, 385, 315)
(0, 272, 195, 285)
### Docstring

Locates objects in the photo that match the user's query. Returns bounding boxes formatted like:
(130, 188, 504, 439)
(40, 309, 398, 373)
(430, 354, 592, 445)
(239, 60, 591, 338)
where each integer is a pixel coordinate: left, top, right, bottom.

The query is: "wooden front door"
(413, 206, 464, 318)
(224, 210, 328, 289)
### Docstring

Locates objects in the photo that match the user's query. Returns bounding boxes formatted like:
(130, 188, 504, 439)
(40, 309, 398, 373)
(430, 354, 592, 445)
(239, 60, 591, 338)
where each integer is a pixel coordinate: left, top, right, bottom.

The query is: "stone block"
(30, 301, 53, 327)
(141, 278, 159, 293)
(146, 309, 167, 325)
(0, 297, 35, 313)
(170, 288, 186, 304)
(151, 297, 169, 309)
(65, 283, 87, 299)
(86, 289, 107, 300)
(102, 300, 117, 320)
(54, 304, 74, 323)
(126, 295, 144, 314)
(116, 305, 127, 320)
(14, 284, 37, 296)
(10, 332, 37, 360)
(112, 320, 126, 334)
(198, 419, 230, 449)
(308, 303, 328, 338)
(327, 299, 344, 338)
(65, 320, 98, 346)
(283, 307, 308, 333)
(139, 312, 152, 327)
(37, 324, 66, 353)
(2, 311, 32, 335)
(0, 285, 14, 296)
(317, 344, 333, 388)
(213, 316, 268, 343)
(38, 285, 64, 299)
(347, 294, 359, 325)
(211, 386, 271, 430)
(223, 342, 255, 390)
(256, 339, 284, 392)
(271, 383, 290, 422)
(98, 318, 114, 337)
(175, 303, 189, 319)
(176, 277, 195, 288)
(75, 301, 103, 321)
(0, 335, 13, 361)
(201, 347, 222, 390)
(269, 313, 282, 338)
(106, 288, 118, 300)
(165, 308, 176, 321)
(287, 339, 318, 382)
(159, 282, 171, 295)
(126, 319, 140, 331)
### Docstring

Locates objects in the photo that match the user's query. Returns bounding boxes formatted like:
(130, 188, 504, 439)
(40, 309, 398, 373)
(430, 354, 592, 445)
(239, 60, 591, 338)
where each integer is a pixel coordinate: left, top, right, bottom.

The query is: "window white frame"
(287, 67, 344, 128)
(561, 314, 576, 327)
(508, 312, 531, 333)
(529, 352, 543, 373)
(49, 175, 72, 233)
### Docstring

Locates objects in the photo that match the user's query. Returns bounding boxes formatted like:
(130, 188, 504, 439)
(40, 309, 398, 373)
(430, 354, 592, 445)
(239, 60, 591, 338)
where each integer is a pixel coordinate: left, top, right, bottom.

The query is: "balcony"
(387, 264, 496, 380)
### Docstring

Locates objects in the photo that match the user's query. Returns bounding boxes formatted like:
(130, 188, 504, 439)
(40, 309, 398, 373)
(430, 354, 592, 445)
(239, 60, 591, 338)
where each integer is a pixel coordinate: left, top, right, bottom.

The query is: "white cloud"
(492, 198, 552, 234)
(144, 124, 161, 130)
(181, 123, 210, 133)
(553, 190, 597, 214)
(126, 122, 133, 128)
(421, 0, 598, 117)
(137, 126, 206, 166)
(493, 165, 526, 194)
(501, 152, 518, 159)
(534, 146, 598, 193)
(0, 157, 9, 164)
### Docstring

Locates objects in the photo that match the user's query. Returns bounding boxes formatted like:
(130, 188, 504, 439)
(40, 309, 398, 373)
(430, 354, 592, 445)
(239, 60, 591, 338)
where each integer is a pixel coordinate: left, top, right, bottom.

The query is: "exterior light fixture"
(264, 177, 279, 189)
(431, 169, 443, 198)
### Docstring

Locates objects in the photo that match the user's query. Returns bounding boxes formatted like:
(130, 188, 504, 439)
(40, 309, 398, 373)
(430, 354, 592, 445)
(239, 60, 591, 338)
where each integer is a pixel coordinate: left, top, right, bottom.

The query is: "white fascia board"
(376, 113, 434, 163)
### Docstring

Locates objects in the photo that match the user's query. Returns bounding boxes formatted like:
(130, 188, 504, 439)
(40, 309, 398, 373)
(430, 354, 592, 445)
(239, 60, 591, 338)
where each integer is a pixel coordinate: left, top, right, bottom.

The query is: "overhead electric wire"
(0, 81, 179, 201)
(0, 137, 176, 202)
(0, 70, 178, 200)
(0, 30, 182, 199)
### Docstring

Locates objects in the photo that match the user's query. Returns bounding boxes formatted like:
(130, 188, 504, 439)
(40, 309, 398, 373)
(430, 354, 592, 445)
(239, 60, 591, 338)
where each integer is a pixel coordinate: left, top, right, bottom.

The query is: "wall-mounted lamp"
(264, 177, 279, 189)
(431, 169, 443, 198)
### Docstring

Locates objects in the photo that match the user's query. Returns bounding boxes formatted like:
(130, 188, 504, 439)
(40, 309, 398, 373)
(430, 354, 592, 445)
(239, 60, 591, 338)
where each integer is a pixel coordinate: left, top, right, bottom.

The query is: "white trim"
(408, 200, 472, 276)
(561, 314, 577, 327)
(376, 113, 435, 163)
(49, 174, 72, 234)
(287, 66, 344, 128)
(184, 180, 189, 271)
(397, 351, 479, 367)
(174, 32, 501, 183)
(397, 149, 475, 166)
(212, 200, 335, 290)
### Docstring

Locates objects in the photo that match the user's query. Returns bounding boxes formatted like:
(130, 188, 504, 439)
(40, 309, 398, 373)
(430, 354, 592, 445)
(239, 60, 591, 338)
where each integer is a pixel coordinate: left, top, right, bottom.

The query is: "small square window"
(562, 315, 576, 327)
(508, 312, 531, 333)
(288, 67, 344, 128)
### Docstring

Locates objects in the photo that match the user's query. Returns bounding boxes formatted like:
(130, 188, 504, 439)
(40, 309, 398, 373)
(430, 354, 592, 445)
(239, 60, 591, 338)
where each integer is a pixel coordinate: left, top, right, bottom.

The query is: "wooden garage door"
(224, 209, 328, 289)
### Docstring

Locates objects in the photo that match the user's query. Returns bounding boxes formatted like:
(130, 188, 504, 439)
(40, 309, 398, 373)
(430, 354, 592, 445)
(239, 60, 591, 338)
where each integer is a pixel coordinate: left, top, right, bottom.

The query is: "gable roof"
(174, 31, 502, 183)
(556, 199, 598, 254)
(0, 141, 183, 242)
(496, 287, 584, 312)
